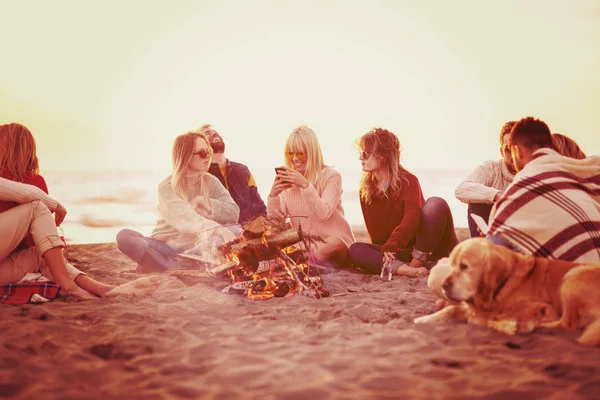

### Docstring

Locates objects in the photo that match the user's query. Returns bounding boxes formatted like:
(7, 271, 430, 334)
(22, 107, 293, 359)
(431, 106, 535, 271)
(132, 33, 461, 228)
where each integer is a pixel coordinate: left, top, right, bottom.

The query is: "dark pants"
(348, 197, 459, 274)
(116, 229, 181, 272)
(467, 203, 493, 238)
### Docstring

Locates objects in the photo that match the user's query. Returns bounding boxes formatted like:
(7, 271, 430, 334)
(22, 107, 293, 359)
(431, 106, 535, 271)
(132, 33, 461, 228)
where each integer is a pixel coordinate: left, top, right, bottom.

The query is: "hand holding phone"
(470, 214, 489, 236)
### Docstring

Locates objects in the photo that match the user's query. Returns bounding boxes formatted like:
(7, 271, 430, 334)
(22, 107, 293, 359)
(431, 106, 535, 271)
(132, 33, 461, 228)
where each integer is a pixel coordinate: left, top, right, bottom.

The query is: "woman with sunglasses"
(348, 127, 458, 278)
(116, 131, 240, 273)
(268, 125, 354, 267)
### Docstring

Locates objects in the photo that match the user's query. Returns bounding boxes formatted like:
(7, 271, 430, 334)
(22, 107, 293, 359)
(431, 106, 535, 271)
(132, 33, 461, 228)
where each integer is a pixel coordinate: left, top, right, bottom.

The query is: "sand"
(1, 228, 599, 400)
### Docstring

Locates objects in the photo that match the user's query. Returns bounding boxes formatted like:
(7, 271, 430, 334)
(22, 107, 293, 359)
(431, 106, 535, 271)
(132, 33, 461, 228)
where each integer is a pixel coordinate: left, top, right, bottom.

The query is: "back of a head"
(510, 117, 552, 151)
(551, 133, 586, 159)
(0, 122, 39, 182)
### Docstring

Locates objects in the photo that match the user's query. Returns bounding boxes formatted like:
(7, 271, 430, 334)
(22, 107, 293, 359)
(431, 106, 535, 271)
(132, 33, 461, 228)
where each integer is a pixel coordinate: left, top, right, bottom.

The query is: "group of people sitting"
(0, 117, 598, 302)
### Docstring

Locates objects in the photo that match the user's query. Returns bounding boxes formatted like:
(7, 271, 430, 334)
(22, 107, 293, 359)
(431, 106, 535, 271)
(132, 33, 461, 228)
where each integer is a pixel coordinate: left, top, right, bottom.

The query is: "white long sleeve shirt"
(0, 177, 58, 211)
(455, 160, 515, 204)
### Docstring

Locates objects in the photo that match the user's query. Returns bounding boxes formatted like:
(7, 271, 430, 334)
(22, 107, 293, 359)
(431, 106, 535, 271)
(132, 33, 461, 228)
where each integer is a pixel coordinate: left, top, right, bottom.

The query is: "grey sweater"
(150, 174, 240, 251)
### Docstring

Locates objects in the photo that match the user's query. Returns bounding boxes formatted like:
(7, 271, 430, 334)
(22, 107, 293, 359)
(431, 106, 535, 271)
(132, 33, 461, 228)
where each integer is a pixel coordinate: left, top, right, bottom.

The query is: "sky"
(1, 0, 599, 181)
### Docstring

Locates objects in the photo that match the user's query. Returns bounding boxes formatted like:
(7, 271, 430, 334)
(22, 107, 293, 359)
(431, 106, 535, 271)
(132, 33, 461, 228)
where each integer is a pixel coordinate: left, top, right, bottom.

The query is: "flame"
(226, 252, 240, 265)
(280, 245, 296, 254)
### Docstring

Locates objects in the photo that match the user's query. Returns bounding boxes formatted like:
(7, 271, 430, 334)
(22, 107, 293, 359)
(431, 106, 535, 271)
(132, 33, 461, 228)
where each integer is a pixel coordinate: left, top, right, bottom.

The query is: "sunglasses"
(285, 151, 307, 161)
(359, 150, 372, 160)
(193, 149, 212, 159)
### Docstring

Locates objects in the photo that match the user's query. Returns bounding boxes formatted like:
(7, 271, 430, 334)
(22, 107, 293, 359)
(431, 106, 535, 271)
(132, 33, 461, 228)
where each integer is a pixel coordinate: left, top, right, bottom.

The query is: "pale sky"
(1, 0, 599, 179)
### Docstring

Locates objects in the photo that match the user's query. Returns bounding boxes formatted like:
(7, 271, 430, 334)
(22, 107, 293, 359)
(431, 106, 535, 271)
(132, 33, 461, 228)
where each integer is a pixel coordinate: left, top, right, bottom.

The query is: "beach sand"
(1, 228, 599, 400)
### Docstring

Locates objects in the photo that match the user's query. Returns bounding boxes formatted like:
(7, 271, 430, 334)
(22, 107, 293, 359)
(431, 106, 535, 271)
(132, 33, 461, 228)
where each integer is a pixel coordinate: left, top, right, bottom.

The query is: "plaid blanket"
(0, 283, 60, 306)
(488, 148, 600, 264)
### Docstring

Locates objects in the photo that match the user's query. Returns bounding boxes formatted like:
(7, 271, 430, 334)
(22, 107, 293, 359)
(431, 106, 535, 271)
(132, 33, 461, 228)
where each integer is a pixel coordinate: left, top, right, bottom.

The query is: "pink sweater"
(267, 167, 355, 246)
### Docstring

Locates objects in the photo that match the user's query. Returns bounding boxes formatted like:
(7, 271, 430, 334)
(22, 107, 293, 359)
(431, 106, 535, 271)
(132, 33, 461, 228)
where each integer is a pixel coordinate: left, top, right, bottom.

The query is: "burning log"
(174, 216, 329, 299)
(222, 228, 300, 254)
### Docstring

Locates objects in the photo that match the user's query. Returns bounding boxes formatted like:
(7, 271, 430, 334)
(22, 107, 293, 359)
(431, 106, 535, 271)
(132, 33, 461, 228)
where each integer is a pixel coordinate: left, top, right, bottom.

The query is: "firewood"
(222, 228, 300, 254)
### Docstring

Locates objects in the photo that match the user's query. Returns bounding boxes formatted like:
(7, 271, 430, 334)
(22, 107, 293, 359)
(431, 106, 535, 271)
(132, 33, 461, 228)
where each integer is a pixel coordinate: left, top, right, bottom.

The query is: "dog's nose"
(442, 277, 453, 293)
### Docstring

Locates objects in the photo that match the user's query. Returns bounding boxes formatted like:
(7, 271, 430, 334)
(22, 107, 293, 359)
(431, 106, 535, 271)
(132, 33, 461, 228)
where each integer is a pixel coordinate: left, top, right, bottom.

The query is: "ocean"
(43, 167, 471, 244)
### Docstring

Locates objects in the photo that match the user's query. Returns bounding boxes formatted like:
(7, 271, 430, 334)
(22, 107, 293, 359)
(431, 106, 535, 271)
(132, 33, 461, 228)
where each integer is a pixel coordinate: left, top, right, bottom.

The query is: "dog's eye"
(460, 263, 468, 271)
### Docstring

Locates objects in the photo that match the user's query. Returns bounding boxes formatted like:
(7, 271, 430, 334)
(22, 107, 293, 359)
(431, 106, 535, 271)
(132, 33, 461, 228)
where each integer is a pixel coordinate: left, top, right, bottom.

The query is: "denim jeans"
(467, 203, 493, 238)
(116, 224, 244, 272)
(348, 197, 459, 274)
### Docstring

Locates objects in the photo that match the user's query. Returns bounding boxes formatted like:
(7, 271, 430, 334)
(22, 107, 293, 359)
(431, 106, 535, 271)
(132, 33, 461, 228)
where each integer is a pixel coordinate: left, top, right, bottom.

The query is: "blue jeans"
(348, 197, 459, 274)
(116, 229, 182, 272)
(467, 203, 493, 238)
(116, 225, 244, 273)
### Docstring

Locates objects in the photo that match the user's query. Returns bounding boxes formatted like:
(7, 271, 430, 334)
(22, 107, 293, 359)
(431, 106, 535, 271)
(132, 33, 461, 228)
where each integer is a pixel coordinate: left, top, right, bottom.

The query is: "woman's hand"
(382, 252, 396, 265)
(191, 195, 212, 216)
(54, 203, 67, 226)
(213, 226, 236, 244)
(276, 166, 310, 189)
(269, 175, 293, 198)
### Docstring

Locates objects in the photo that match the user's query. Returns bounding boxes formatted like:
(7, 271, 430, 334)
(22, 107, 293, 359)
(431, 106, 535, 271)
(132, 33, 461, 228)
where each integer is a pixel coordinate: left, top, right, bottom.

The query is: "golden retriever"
(414, 238, 599, 342)
(539, 265, 600, 346)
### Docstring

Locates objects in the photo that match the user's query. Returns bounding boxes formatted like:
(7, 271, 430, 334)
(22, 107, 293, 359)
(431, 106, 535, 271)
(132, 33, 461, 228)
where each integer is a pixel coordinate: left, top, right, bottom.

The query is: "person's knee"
(30, 200, 52, 217)
(116, 229, 142, 253)
(423, 196, 449, 216)
(347, 243, 363, 261)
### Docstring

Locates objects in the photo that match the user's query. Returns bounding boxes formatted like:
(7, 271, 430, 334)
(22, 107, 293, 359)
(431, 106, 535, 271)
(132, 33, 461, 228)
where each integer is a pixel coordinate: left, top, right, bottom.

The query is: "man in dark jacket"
(197, 124, 267, 225)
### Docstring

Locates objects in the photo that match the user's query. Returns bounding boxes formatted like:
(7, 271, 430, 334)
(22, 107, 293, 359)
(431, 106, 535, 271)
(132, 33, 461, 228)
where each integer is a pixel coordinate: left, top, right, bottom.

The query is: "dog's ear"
(472, 242, 515, 311)
(493, 252, 536, 304)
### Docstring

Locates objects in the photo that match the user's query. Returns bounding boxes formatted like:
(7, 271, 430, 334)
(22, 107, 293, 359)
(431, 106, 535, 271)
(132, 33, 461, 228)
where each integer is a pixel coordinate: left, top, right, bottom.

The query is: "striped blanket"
(488, 148, 600, 264)
(0, 283, 60, 306)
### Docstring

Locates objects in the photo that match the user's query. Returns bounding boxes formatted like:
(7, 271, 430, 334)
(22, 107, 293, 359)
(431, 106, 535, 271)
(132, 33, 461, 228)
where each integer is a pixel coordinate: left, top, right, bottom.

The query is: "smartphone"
(274, 167, 286, 174)
(470, 214, 489, 235)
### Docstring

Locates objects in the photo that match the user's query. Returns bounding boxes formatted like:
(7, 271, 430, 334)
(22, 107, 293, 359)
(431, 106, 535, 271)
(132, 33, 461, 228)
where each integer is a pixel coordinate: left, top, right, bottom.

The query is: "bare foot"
(105, 276, 160, 297)
(395, 265, 428, 278)
(60, 285, 99, 300)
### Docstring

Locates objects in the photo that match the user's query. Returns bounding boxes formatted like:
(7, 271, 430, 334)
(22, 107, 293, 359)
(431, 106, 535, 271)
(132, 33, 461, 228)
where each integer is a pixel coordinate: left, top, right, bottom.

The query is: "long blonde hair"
(357, 127, 408, 203)
(170, 131, 212, 200)
(0, 123, 40, 182)
(284, 125, 327, 184)
(552, 133, 586, 159)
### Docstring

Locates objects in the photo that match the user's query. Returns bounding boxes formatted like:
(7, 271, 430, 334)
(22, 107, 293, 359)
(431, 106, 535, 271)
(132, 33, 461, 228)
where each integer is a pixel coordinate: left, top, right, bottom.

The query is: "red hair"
(0, 123, 40, 182)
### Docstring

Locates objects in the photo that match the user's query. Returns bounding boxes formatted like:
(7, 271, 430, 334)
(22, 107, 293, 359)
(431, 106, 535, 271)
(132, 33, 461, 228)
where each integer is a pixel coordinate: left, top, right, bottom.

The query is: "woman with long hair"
(117, 131, 240, 272)
(267, 125, 354, 266)
(348, 128, 458, 278)
(551, 133, 586, 159)
(0, 123, 158, 299)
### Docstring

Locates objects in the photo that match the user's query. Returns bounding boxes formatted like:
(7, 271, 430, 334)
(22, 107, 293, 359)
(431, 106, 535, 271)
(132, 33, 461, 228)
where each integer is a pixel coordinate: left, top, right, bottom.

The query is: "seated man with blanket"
(428, 116, 600, 303)
(486, 116, 600, 264)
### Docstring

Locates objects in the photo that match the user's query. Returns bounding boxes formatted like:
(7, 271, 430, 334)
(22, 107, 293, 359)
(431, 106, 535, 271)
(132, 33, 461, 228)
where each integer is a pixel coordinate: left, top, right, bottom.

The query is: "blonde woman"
(551, 133, 586, 159)
(267, 125, 354, 266)
(1, 123, 158, 300)
(117, 131, 240, 272)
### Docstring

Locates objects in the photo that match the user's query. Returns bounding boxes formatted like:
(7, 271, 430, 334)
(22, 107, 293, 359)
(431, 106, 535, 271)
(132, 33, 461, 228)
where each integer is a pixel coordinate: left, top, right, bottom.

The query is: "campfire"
(176, 217, 329, 299)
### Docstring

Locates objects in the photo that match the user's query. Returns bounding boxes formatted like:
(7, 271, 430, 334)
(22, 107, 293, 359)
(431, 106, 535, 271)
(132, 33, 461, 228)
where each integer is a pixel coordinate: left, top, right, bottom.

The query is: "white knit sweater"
(455, 160, 515, 204)
(0, 177, 58, 210)
(150, 174, 240, 251)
